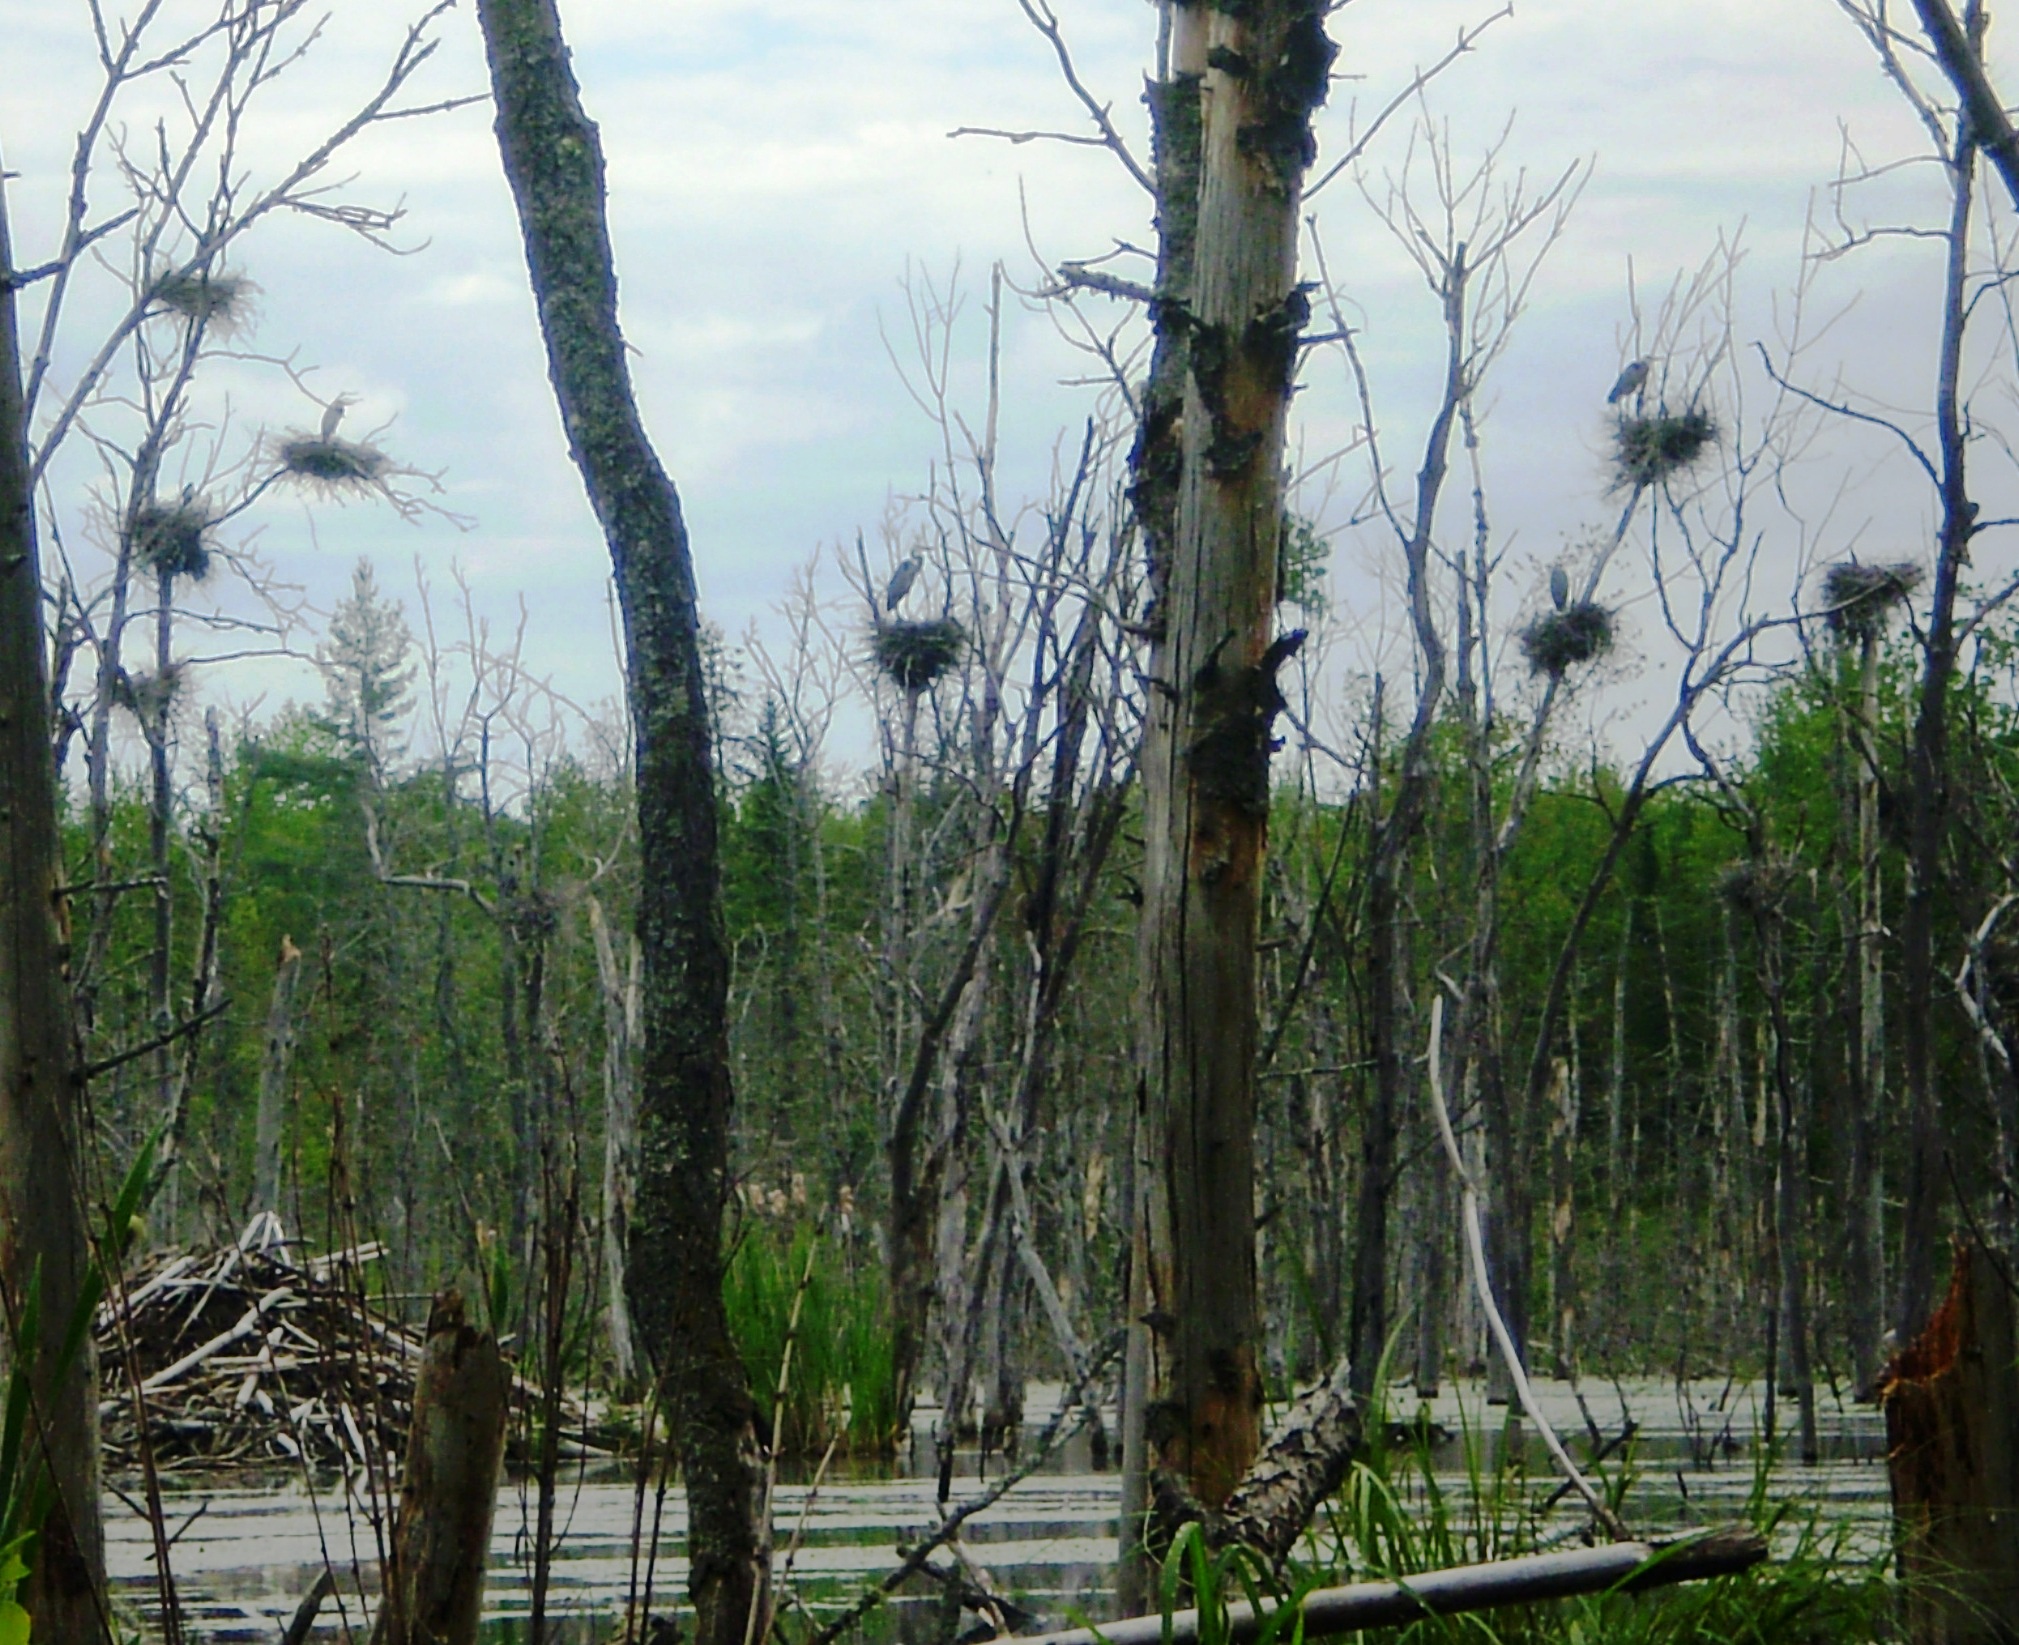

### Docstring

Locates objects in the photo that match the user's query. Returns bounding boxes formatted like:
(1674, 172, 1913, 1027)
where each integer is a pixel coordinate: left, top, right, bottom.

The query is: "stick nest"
(149, 268, 256, 330)
(1520, 600, 1614, 676)
(1612, 408, 1717, 488)
(111, 663, 188, 724)
(131, 497, 215, 582)
(872, 617, 966, 691)
(1822, 559, 1922, 639)
(98, 1214, 607, 1475)
(277, 434, 391, 495)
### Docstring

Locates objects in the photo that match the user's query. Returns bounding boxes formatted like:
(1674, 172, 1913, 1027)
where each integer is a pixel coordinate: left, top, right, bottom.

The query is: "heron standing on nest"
(884, 551, 924, 613)
(1606, 360, 1648, 406)
(1550, 565, 1570, 611)
(319, 394, 357, 441)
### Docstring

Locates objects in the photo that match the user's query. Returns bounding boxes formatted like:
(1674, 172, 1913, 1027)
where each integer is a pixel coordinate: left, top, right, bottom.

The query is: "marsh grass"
(1160, 1379, 1897, 1645)
(725, 1223, 898, 1456)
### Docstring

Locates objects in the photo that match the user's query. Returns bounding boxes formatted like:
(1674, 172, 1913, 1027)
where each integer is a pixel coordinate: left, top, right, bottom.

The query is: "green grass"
(724, 1222, 898, 1456)
(1162, 1379, 1896, 1645)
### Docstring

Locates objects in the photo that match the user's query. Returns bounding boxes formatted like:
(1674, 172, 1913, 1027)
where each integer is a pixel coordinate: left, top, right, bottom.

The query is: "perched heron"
(318, 394, 356, 441)
(884, 551, 924, 613)
(1606, 360, 1649, 406)
(1549, 565, 1570, 611)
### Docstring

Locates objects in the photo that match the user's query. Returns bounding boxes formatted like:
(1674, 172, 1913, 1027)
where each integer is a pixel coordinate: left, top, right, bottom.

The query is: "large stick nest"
(872, 617, 966, 692)
(1520, 599, 1614, 677)
(97, 1215, 604, 1476)
(1822, 559, 1922, 639)
(1612, 408, 1717, 488)
(131, 497, 215, 583)
(149, 268, 256, 331)
(277, 434, 391, 496)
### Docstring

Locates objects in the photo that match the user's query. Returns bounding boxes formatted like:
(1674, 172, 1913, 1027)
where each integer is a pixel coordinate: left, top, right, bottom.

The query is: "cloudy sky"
(3, 0, 2005, 772)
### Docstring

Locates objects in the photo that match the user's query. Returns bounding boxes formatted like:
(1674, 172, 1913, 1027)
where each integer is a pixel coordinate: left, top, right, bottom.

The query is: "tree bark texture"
(1133, 0, 1332, 1512)
(0, 165, 109, 1645)
(1845, 631, 1888, 1398)
(472, 9, 770, 1641)
(370, 1292, 508, 1645)
(1883, 1243, 2019, 1643)
(1897, 95, 1977, 1346)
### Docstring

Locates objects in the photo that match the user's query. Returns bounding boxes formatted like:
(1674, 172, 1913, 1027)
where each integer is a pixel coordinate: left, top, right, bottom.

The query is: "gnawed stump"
(371, 1290, 508, 1645)
(1883, 1242, 2019, 1643)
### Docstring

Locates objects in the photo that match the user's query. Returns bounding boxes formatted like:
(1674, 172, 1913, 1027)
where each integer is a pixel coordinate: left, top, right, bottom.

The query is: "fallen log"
(1013, 1527, 1767, 1645)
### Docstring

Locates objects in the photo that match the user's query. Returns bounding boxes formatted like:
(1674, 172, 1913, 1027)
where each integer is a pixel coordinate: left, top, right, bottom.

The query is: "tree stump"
(1883, 1242, 2019, 1643)
(371, 1290, 508, 1645)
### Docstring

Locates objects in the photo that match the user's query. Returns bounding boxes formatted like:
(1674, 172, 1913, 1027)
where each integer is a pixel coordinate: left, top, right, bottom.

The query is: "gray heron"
(884, 552, 924, 613)
(1550, 565, 1570, 611)
(318, 394, 356, 441)
(1606, 360, 1649, 406)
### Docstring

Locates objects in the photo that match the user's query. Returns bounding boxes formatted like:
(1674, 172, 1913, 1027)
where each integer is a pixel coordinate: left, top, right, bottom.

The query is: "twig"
(79, 996, 231, 1080)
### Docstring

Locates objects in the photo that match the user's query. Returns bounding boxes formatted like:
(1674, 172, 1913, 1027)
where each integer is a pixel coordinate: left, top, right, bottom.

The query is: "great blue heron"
(1550, 565, 1570, 611)
(1606, 360, 1649, 406)
(884, 552, 924, 613)
(318, 394, 356, 441)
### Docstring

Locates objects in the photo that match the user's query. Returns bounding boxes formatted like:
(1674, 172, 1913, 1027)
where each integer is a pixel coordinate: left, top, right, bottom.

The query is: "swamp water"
(107, 1378, 1893, 1642)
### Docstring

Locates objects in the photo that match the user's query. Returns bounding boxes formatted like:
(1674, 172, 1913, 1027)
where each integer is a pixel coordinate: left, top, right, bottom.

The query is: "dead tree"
(474, 6, 771, 1642)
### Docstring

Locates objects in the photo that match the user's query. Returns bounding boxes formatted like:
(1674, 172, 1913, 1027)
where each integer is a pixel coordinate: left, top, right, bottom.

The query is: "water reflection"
(106, 1379, 1891, 1642)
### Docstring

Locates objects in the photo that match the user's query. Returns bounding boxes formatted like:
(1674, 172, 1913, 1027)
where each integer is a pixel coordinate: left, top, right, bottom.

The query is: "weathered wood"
(370, 1291, 507, 1645)
(1883, 1242, 2019, 1642)
(1015, 1528, 1767, 1645)
(1132, 0, 1332, 1525)
(1, 150, 109, 1645)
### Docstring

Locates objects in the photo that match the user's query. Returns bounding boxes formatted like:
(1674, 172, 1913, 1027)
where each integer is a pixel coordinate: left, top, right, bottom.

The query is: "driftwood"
(1015, 1528, 1768, 1645)
(1883, 1241, 2019, 1642)
(97, 1215, 598, 1473)
(370, 1291, 509, 1645)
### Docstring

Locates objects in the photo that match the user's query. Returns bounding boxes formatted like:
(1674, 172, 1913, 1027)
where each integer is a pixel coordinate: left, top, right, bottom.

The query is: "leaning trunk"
(473, 9, 769, 1641)
(0, 166, 108, 1645)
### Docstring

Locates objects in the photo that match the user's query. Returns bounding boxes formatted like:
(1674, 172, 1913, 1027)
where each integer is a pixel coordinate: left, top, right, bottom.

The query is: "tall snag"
(1, 163, 109, 1645)
(472, 6, 769, 1642)
(1129, 0, 1331, 1534)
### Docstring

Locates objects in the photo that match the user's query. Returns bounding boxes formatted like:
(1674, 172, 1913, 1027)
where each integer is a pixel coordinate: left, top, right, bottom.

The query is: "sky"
(2, 0, 2009, 782)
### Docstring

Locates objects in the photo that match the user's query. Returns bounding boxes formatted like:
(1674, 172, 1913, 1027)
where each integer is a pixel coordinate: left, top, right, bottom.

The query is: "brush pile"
(95, 1214, 595, 1475)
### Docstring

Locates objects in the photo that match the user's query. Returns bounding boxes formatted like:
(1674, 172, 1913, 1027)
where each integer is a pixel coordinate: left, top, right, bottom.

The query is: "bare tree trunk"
(250, 936, 303, 1219)
(0, 166, 109, 1645)
(473, 10, 770, 1641)
(1897, 73, 1978, 1346)
(1845, 630, 1888, 1398)
(1545, 1056, 1577, 1378)
(589, 896, 641, 1388)
(1133, 0, 1331, 1519)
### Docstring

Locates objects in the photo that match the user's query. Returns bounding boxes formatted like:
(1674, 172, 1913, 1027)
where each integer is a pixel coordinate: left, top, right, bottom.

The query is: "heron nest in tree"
(277, 433, 391, 495)
(872, 617, 966, 691)
(1719, 856, 1795, 915)
(131, 497, 215, 582)
(1520, 599, 1613, 676)
(1822, 559, 1922, 639)
(1612, 408, 1717, 488)
(149, 268, 255, 330)
(113, 662, 188, 724)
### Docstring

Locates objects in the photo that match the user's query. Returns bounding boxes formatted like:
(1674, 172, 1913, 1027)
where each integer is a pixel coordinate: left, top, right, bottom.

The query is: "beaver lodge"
(96, 1213, 602, 1474)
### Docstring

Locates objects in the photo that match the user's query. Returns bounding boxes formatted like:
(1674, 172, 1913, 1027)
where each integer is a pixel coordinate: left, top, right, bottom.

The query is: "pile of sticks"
(96, 1213, 593, 1474)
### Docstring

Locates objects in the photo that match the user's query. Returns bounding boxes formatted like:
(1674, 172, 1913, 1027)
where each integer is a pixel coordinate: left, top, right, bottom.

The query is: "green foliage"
(724, 1221, 898, 1456)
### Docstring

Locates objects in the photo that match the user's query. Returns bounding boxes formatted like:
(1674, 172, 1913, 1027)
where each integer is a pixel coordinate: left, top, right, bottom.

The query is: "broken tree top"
(96, 1212, 597, 1475)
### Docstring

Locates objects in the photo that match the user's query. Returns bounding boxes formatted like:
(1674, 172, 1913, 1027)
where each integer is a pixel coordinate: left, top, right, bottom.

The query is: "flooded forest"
(5, 0, 2019, 1642)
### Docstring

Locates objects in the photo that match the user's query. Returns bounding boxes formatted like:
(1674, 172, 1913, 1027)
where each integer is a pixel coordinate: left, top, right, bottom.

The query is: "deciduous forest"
(6, 0, 2019, 1642)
